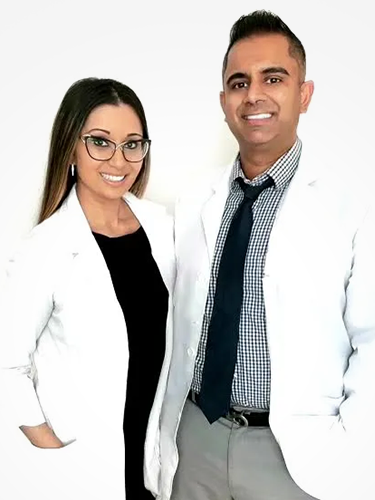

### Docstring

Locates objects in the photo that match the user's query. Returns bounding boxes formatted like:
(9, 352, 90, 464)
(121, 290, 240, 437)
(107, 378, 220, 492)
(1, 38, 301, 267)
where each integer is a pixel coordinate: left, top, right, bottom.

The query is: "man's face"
(220, 34, 314, 153)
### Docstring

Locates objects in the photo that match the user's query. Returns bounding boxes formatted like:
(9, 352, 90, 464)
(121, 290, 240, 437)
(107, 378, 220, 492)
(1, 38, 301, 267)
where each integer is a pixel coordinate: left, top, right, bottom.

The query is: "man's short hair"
(222, 10, 306, 80)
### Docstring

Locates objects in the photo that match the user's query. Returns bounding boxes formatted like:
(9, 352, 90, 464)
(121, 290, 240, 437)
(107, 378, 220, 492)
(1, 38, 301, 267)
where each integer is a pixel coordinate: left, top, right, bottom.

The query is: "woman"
(0, 77, 175, 500)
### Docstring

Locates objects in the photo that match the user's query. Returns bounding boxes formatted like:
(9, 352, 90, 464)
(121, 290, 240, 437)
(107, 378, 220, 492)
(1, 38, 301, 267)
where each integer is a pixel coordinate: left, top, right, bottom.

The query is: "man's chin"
(241, 133, 277, 149)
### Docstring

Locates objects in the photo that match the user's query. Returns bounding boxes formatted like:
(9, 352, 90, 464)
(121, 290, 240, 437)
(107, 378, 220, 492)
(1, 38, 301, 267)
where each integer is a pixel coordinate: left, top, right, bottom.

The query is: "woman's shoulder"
(126, 191, 168, 211)
(125, 193, 172, 225)
(7, 209, 69, 272)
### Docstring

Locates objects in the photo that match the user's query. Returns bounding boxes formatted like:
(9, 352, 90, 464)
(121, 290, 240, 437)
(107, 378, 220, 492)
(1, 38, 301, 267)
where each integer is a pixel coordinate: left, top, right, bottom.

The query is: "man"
(159, 10, 375, 500)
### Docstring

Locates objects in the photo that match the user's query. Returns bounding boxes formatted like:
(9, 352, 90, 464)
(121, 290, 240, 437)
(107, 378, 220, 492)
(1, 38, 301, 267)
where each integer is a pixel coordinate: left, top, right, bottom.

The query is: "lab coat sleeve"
(280, 201, 375, 500)
(0, 236, 53, 427)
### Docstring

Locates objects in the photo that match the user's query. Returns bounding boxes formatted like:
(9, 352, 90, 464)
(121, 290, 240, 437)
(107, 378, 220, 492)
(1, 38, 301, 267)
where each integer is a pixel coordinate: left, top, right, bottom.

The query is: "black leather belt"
(188, 390, 269, 427)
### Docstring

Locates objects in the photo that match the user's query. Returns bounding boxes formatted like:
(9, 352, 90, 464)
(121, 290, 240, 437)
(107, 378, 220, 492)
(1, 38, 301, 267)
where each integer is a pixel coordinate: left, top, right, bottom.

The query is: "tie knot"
(237, 176, 274, 203)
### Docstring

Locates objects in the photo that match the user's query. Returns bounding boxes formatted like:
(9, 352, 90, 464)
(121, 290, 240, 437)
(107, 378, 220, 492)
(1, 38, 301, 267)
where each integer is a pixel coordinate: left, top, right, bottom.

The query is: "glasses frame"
(80, 134, 151, 163)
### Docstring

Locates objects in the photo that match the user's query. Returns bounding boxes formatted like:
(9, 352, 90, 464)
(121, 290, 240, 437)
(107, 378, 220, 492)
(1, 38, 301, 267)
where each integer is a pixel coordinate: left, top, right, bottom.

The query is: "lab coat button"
(187, 347, 195, 357)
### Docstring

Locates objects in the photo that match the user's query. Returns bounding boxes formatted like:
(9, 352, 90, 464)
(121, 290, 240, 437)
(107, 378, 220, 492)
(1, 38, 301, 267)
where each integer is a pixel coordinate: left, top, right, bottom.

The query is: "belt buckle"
(228, 409, 249, 427)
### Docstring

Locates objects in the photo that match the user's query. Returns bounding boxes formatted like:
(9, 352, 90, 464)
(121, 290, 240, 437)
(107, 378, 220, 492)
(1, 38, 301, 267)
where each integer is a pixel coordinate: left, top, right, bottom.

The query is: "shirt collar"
(230, 138, 302, 190)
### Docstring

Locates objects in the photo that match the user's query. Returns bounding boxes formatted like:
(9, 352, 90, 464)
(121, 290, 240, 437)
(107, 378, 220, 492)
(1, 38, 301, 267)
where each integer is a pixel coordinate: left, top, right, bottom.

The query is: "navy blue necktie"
(198, 175, 274, 424)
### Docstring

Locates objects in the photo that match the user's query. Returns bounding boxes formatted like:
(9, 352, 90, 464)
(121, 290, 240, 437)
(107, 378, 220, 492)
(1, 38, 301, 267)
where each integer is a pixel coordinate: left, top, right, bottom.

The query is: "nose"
(243, 80, 266, 105)
(108, 147, 126, 169)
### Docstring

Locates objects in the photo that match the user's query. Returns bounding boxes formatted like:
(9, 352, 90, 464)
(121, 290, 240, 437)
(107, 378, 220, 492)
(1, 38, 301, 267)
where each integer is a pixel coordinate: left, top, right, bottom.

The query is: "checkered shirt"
(191, 138, 302, 409)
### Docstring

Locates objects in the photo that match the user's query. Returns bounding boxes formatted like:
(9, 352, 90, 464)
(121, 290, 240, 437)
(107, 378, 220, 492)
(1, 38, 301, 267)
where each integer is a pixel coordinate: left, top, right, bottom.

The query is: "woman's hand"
(20, 422, 64, 448)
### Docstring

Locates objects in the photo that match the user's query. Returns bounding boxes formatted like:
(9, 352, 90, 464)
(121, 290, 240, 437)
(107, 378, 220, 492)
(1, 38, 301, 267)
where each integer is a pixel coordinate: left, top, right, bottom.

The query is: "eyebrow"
(261, 66, 290, 76)
(86, 129, 143, 139)
(226, 66, 290, 86)
(226, 72, 247, 86)
(127, 133, 143, 138)
(87, 128, 110, 134)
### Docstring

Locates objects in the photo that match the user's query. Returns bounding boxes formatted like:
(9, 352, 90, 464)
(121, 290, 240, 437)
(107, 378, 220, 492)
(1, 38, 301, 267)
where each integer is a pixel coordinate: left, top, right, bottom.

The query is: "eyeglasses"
(80, 134, 151, 163)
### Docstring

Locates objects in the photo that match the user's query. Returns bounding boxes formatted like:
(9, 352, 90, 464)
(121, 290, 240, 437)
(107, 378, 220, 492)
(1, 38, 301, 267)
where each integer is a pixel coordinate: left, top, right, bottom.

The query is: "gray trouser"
(171, 399, 317, 500)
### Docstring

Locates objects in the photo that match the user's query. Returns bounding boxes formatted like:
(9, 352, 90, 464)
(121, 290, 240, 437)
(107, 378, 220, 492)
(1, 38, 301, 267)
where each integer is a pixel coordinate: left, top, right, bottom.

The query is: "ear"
(300, 80, 314, 114)
(69, 148, 77, 165)
(220, 90, 226, 113)
(220, 91, 229, 123)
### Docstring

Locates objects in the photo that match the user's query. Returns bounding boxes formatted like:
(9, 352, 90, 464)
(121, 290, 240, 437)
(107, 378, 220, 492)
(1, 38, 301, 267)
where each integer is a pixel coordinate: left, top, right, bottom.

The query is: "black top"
(93, 226, 168, 500)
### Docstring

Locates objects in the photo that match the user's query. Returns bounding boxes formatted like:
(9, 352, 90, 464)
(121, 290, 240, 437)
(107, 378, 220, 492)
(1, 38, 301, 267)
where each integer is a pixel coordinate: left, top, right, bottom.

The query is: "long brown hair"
(38, 78, 151, 223)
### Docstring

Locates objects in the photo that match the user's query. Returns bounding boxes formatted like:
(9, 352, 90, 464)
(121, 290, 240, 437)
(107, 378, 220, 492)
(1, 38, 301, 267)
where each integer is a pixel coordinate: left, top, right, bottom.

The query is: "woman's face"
(73, 103, 146, 202)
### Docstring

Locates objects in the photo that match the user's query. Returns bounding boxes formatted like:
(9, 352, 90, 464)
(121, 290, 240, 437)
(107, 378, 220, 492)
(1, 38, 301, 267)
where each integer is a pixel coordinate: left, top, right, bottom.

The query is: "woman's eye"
(124, 141, 139, 150)
(90, 137, 109, 147)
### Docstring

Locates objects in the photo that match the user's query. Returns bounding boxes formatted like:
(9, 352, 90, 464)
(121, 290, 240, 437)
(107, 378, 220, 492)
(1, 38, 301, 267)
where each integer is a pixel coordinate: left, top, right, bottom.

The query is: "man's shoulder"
(175, 164, 232, 211)
(317, 160, 374, 213)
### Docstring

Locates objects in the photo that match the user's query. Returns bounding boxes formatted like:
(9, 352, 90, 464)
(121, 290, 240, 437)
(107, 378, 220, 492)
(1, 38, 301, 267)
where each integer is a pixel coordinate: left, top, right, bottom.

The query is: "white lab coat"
(161, 142, 375, 500)
(0, 185, 175, 500)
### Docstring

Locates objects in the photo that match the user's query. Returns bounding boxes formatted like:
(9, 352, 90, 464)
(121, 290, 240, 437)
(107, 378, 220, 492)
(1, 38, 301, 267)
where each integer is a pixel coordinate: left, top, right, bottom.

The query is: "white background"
(0, 0, 373, 262)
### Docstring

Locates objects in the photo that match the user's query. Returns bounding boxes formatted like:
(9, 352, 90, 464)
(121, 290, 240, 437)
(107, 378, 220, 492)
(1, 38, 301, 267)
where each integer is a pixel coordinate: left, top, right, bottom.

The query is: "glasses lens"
(86, 137, 115, 160)
(122, 140, 149, 162)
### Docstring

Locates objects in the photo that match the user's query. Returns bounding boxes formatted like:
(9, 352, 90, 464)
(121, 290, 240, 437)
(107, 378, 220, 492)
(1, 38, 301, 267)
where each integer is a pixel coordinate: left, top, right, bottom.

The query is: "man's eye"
(89, 137, 109, 147)
(232, 82, 248, 89)
(266, 77, 282, 84)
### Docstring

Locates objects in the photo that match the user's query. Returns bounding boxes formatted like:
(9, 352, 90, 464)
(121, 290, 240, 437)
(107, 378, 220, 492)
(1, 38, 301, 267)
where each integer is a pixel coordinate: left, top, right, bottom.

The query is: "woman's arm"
(0, 234, 59, 444)
(20, 422, 64, 448)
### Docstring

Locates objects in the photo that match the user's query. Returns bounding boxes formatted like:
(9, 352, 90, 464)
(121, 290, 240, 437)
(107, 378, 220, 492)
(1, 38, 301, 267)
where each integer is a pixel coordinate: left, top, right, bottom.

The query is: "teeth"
(245, 113, 272, 120)
(101, 173, 125, 182)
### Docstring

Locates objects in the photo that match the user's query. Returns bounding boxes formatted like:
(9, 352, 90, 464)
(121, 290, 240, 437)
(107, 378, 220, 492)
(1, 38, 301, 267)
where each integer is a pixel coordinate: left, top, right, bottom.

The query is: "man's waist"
(191, 377, 270, 411)
(188, 389, 270, 427)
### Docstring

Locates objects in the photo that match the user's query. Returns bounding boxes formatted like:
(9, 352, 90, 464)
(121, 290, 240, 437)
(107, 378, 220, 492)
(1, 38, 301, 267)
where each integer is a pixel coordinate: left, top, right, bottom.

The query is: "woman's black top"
(93, 226, 168, 500)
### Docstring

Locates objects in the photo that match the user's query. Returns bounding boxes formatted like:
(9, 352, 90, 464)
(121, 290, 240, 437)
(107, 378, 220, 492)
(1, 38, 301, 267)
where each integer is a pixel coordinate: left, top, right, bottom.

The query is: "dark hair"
(38, 77, 150, 223)
(222, 10, 306, 79)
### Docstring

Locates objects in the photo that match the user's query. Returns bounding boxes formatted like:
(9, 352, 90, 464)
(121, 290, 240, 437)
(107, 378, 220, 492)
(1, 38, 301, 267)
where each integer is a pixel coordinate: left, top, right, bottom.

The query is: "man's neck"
(239, 139, 296, 180)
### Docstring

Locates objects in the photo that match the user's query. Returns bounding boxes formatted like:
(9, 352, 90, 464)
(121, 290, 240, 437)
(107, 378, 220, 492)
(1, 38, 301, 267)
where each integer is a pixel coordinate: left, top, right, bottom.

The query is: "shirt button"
(187, 348, 195, 357)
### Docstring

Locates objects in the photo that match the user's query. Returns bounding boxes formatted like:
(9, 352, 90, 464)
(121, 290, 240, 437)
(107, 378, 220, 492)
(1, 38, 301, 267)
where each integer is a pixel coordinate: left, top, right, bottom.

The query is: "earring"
(70, 164, 75, 177)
